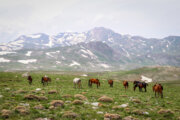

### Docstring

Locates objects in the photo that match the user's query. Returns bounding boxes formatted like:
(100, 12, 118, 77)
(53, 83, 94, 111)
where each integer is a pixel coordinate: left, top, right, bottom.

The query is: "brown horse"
(123, 81, 129, 90)
(27, 75, 32, 85)
(41, 76, 51, 86)
(108, 80, 113, 87)
(89, 78, 100, 88)
(153, 83, 163, 98)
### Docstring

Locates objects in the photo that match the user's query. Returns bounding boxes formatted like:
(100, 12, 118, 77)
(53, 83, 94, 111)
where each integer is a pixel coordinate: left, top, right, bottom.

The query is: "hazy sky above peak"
(0, 0, 180, 43)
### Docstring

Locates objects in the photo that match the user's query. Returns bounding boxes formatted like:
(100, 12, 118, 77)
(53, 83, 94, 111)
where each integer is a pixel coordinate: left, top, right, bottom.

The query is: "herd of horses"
(27, 75, 163, 98)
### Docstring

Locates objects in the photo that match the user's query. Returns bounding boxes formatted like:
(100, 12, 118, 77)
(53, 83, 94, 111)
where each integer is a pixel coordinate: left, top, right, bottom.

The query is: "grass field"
(0, 71, 180, 120)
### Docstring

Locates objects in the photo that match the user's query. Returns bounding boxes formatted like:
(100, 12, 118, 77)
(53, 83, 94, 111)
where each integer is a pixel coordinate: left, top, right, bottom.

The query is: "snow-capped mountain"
(0, 27, 180, 71)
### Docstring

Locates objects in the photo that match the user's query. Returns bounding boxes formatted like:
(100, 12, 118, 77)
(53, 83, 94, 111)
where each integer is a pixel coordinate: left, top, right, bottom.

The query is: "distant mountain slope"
(0, 27, 180, 71)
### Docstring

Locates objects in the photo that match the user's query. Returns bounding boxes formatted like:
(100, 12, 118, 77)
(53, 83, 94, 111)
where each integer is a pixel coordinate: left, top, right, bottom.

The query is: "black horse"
(133, 81, 148, 92)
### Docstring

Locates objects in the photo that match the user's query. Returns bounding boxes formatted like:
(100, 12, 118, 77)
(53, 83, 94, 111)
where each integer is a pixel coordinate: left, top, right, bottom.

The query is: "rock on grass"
(132, 99, 141, 103)
(98, 96, 113, 102)
(24, 94, 47, 101)
(14, 90, 28, 94)
(158, 109, 174, 114)
(50, 100, 64, 107)
(48, 90, 57, 94)
(62, 111, 78, 119)
(72, 100, 83, 105)
(123, 116, 139, 120)
(1, 109, 12, 118)
(34, 105, 45, 110)
(74, 94, 87, 100)
(15, 106, 29, 115)
(104, 113, 121, 120)
(35, 118, 51, 120)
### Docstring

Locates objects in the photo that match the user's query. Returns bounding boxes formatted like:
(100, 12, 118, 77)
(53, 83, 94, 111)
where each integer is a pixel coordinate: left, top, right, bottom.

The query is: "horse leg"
(145, 87, 147, 92)
(155, 91, 157, 97)
(161, 92, 163, 98)
(97, 83, 98, 88)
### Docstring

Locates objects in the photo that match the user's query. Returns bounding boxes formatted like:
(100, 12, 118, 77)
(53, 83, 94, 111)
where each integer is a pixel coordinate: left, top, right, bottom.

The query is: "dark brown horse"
(41, 76, 51, 86)
(153, 83, 163, 98)
(27, 75, 32, 85)
(134, 81, 148, 92)
(89, 78, 100, 88)
(108, 80, 113, 87)
(123, 81, 129, 90)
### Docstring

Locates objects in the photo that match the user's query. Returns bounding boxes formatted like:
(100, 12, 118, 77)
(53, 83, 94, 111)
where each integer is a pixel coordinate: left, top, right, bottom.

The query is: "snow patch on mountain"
(69, 61, 80, 66)
(81, 54, 88, 58)
(0, 58, 11, 62)
(26, 34, 41, 38)
(80, 49, 97, 59)
(0, 51, 16, 55)
(25, 51, 32, 56)
(99, 63, 110, 68)
(56, 61, 61, 64)
(18, 59, 37, 64)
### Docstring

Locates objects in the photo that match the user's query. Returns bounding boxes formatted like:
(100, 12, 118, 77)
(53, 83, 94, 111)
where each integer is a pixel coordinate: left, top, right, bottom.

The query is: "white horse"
(73, 78, 82, 88)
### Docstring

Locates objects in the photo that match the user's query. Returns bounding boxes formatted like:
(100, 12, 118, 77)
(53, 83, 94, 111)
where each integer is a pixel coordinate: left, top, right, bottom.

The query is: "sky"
(0, 0, 180, 43)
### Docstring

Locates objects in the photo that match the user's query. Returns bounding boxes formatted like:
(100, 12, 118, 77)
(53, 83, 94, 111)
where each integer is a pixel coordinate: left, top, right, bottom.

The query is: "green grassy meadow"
(0, 71, 180, 120)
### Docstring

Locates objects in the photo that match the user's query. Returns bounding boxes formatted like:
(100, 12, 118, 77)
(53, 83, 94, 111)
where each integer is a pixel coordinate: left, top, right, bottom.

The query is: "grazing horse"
(41, 76, 51, 86)
(123, 81, 129, 90)
(89, 78, 100, 88)
(27, 75, 32, 85)
(108, 79, 113, 87)
(73, 78, 82, 88)
(153, 83, 163, 98)
(133, 81, 148, 92)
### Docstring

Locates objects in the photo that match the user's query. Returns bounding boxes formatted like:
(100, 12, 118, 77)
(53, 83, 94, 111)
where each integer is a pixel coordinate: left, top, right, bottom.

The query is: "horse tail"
(41, 77, 44, 83)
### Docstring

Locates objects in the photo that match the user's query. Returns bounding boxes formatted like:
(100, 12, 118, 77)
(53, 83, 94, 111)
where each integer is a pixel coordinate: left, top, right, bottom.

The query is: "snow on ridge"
(0, 51, 16, 55)
(99, 63, 110, 68)
(56, 61, 61, 64)
(69, 61, 80, 66)
(0, 58, 11, 62)
(46, 51, 60, 58)
(44, 36, 54, 47)
(18, 59, 37, 64)
(25, 51, 32, 56)
(150, 46, 153, 49)
(27, 34, 41, 38)
(80, 49, 97, 59)
(121, 47, 130, 57)
(81, 54, 88, 58)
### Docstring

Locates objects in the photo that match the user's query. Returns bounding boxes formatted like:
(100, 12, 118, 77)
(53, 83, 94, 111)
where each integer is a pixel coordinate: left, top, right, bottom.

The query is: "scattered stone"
(19, 103, 29, 107)
(5, 88, 10, 91)
(124, 108, 130, 112)
(120, 95, 128, 97)
(132, 109, 144, 115)
(24, 94, 39, 100)
(91, 102, 99, 107)
(143, 111, 149, 115)
(113, 103, 128, 109)
(24, 94, 47, 101)
(104, 113, 121, 120)
(49, 106, 55, 110)
(0, 95, 3, 98)
(123, 116, 139, 120)
(35, 118, 51, 120)
(177, 116, 180, 120)
(1, 109, 11, 118)
(158, 109, 174, 114)
(132, 99, 141, 103)
(15, 106, 29, 115)
(82, 92, 87, 94)
(38, 96, 48, 101)
(36, 88, 41, 91)
(14, 90, 27, 94)
(56, 78, 60, 80)
(34, 105, 44, 110)
(62, 111, 78, 119)
(98, 96, 113, 102)
(65, 101, 71, 103)
(97, 111, 104, 114)
(72, 100, 83, 105)
(48, 90, 57, 94)
(74, 94, 87, 100)
(50, 100, 64, 107)
(92, 106, 98, 110)
(62, 94, 73, 98)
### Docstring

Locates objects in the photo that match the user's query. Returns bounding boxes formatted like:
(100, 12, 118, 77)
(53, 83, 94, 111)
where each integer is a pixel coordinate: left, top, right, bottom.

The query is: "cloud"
(0, 0, 180, 43)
